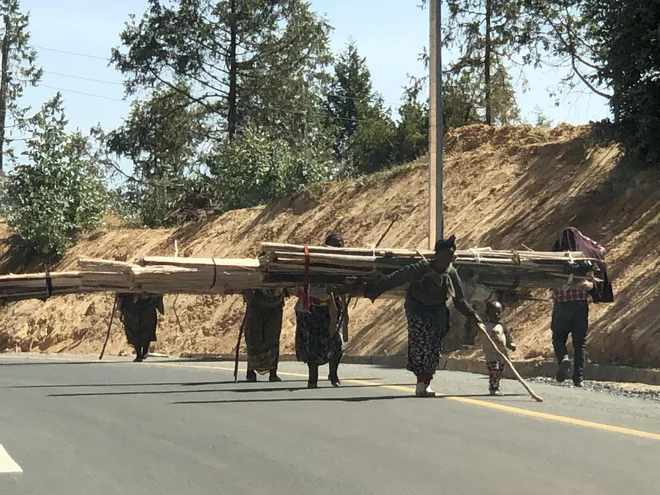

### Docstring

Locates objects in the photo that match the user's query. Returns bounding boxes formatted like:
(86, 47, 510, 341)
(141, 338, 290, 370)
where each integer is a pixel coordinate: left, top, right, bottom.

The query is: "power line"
(43, 70, 123, 86)
(39, 84, 125, 102)
(33, 45, 110, 61)
(33, 45, 406, 106)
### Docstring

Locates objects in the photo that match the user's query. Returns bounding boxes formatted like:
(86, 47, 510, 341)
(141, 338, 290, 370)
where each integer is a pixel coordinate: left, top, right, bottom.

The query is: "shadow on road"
(46, 382, 401, 398)
(5, 379, 312, 389)
(173, 393, 525, 405)
(0, 357, 239, 367)
(0, 360, 127, 366)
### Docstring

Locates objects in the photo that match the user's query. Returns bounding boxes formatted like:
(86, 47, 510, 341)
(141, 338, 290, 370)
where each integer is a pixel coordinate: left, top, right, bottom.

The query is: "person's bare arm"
(503, 325, 516, 351)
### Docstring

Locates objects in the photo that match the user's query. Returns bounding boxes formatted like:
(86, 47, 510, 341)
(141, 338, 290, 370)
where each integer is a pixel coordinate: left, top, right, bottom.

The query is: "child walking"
(481, 301, 516, 396)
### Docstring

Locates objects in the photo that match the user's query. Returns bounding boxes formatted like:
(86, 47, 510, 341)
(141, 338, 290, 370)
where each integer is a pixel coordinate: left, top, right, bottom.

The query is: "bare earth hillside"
(0, 124, 658, 367)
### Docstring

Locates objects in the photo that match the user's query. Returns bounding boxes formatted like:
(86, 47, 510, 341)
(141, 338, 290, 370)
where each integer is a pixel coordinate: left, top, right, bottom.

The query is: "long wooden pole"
(99, 296, 118, 360)
(234, 314, 246, 383)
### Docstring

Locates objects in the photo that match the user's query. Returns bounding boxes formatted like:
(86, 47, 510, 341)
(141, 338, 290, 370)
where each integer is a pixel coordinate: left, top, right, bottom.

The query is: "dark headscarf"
(434, 235, 456, 253)
(552, 227, 613, 303)
(325, 232, 344, 248)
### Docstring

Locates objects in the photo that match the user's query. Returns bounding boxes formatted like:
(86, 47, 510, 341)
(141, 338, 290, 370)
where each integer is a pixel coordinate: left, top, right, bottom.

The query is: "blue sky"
(13, 0, 610, 157)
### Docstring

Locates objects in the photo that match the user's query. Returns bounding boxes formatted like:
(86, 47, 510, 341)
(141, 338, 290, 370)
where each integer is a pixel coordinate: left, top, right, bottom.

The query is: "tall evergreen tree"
(101, 84, 207, 227)
(392, 77, 428, 164)
(0, 0, 42, 172)
(515, 0, 610, 101)
(111, 0, 333, 146)
(325, 42, 395, 173)
(443, 0, 522, 125)
(588, 0, 660, 166)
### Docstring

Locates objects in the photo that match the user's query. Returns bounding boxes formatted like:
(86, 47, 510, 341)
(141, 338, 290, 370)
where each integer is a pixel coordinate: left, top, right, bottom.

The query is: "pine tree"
(101, 84, 207, 227)
(325, 42, 395, 173)
(0, 0, 42, 172)
(392, 78, 429, 164)
(442, 0, 523, 125)
(111, 0, 332, 146)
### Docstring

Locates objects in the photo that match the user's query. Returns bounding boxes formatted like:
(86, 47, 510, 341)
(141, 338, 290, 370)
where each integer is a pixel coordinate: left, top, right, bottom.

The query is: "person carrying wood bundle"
(364, 235, 482, 397)
(551, 227, 611, 387)
(295, 232, 348, 389)
(243, 288, 286, 383)
(117, 292, 164, 362)
(480, 301, 516, 396)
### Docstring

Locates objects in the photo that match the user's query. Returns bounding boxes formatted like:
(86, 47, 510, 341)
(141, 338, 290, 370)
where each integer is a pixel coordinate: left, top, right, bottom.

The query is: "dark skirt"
(122, 310, 158, 347)
(244, 304, 283, 373)
(295, 305, 343, 366)
(405, 305, 448, 375)
(119, 294, 162, 347)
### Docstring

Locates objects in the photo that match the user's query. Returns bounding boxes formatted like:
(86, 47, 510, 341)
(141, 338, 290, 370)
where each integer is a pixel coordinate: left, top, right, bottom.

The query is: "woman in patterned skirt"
(365, 236, 482, 397)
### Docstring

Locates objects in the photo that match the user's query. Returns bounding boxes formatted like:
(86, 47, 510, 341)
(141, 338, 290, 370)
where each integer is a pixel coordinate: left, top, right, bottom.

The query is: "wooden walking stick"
(233, 314, 247, 383)
(99, 295, 119, 360)
(476, 322, 544, 402)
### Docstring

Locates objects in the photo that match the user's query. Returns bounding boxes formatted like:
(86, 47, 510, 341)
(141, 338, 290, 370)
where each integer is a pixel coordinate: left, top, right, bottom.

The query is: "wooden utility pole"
(0, 14, 11, 174)
(227, 0, 238, 141)
(484, 0, 492, 125)
(428, 0, 443, 248)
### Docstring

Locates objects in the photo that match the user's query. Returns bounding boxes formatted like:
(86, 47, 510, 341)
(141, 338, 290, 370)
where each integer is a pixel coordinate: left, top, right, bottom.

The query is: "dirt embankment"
(0, 123, 658, 367)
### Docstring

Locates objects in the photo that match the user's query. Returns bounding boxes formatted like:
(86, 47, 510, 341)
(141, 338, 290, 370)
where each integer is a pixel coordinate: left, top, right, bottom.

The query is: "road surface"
(1, 353, 659, 494)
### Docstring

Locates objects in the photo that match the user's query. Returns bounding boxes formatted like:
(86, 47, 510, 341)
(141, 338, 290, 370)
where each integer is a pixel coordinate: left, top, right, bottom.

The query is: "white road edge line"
(0, 445, 23, 474)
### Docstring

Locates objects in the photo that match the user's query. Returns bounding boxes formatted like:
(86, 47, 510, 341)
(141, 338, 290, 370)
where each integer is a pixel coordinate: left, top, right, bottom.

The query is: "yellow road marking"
(147, 361, 660, 442)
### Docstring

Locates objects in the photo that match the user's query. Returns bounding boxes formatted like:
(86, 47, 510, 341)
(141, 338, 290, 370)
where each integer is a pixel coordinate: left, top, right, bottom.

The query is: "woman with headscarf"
(295, 232, 348, 388)
(364, 235, 481, 397)
(551, 227, 611, 387)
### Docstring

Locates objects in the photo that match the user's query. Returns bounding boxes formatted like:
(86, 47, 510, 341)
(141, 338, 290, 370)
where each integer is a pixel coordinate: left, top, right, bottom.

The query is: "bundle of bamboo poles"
(258, 242, 602, 295)
(77, 257, 284, 295)
(0, 271, 124, 302)
(0, 241, 602, 302)
(0, 257, 283, 302)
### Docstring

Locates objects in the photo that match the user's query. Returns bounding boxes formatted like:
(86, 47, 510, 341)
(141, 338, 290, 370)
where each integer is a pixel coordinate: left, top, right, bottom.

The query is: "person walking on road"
(295, 233, 347, 388)
(118, 292, 164, 362)
(364, 235, 482, 397)
(551, 227, 610, 387)
(480, 301, 516, 396)
(243, 288, 286, 383)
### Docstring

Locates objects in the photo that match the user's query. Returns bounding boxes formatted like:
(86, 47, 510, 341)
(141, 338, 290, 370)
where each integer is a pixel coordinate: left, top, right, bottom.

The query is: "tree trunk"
(0, 15, 11, 173)
(227, 0, 238, 141)
(484, 0, 492, 126)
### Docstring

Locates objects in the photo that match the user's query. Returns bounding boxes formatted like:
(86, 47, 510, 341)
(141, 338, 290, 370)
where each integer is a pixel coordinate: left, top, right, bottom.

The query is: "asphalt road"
(1, 354, 659, 495)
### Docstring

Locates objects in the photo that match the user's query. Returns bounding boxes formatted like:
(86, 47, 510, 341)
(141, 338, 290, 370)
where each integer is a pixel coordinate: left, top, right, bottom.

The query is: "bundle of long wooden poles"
(0, 242, 601, 302)
(78, 256, 278, 294)
(0, 257, 283, 302)
(259, 242, 601, 296)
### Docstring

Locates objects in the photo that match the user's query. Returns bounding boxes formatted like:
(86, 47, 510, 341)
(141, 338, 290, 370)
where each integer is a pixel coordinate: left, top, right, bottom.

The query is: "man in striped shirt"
(551, 228, 606, 387)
